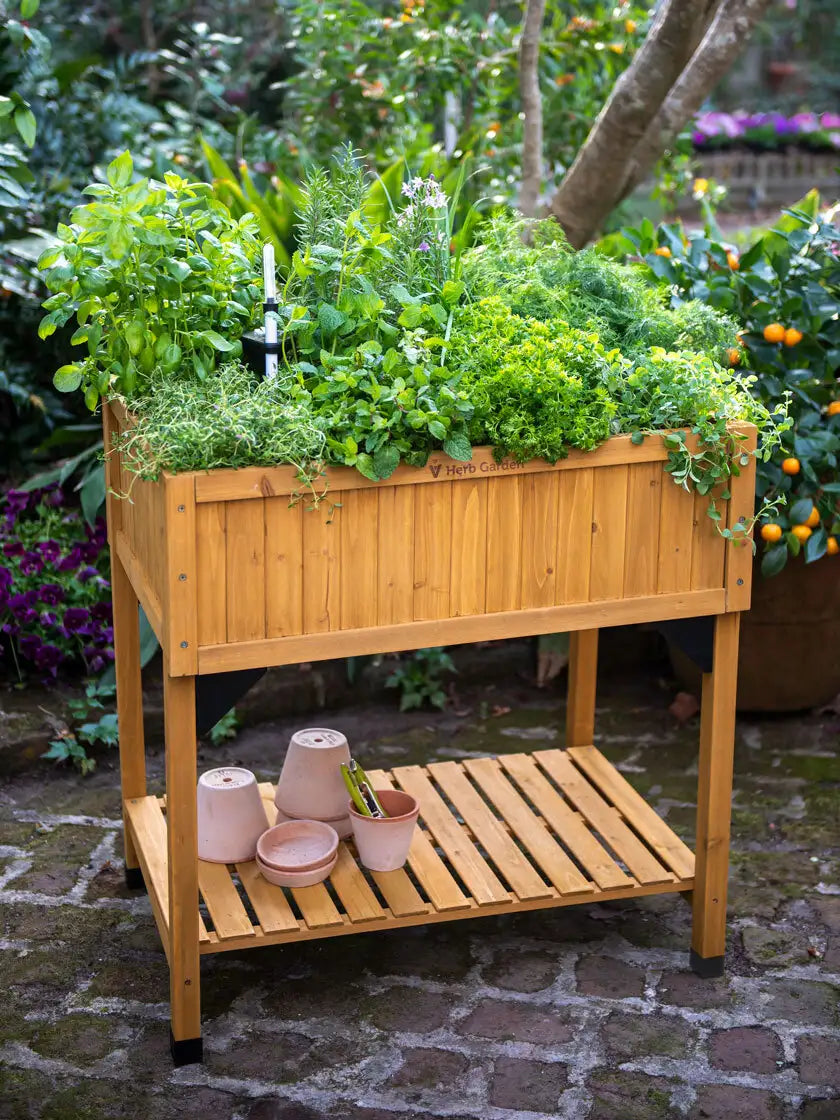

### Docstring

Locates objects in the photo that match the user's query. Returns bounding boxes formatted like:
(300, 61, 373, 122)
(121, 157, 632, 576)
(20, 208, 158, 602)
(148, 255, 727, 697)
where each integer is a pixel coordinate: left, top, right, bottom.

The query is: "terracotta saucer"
(256, 820, 339, 873)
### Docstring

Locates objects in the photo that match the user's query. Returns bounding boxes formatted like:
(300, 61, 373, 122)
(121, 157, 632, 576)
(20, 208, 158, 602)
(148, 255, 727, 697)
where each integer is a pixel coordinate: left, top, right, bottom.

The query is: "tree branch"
(518, 0, 547, 217)
(546, 0, 721, 247)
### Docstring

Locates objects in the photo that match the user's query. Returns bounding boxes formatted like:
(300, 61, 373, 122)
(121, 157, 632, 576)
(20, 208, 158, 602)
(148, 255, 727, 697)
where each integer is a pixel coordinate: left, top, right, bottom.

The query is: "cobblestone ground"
(1, 672, 839, 1120)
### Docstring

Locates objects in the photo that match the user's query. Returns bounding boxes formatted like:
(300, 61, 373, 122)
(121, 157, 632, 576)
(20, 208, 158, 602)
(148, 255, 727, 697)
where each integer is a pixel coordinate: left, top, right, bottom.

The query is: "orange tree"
(618, 194, 840, 575)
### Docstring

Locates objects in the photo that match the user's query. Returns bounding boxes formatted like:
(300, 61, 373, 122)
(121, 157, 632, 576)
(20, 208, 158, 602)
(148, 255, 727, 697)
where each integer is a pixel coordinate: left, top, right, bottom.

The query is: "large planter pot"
(670, 555, 840, 712)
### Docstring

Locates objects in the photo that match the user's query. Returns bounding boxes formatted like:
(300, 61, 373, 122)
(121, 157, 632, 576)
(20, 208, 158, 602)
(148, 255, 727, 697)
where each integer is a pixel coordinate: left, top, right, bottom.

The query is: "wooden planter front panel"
(103, 403, 755, 677)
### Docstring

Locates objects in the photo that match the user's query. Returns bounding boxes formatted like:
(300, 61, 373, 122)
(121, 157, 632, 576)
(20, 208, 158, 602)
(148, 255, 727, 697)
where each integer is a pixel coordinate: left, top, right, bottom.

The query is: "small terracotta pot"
(256, 850, 337, 888)
(274, 728, 352, 836)
(197, 767, 268, 864)
(256, 820, 339, 873)
(349, 789, 419, 872)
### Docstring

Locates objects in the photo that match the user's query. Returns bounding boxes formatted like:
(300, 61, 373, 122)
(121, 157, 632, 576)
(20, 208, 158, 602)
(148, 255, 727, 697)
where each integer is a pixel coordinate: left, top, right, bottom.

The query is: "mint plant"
(38, 151, 262, 408)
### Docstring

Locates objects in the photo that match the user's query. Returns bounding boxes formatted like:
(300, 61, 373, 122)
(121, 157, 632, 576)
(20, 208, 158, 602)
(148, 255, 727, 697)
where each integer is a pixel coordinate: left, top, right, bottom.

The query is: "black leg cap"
(170, 1030, 203, 1066)
(124, 865, 147, 891)
(690, 948, 725, 978)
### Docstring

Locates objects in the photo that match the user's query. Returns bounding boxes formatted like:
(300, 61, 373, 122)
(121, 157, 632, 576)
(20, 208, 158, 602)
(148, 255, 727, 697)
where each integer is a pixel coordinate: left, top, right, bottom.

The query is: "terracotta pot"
(274, 728, 352, 838)
(670, 556, 840, 712)
(349, 789, 419, 872)
(197, 767, 268, 864)
(256, 850, 337, 887)
(256, 820, 339, 873)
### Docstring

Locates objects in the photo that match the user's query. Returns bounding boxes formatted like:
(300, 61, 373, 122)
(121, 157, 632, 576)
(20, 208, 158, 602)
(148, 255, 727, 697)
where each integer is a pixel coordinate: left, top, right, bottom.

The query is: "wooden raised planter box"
(102, 399, 756, 1064)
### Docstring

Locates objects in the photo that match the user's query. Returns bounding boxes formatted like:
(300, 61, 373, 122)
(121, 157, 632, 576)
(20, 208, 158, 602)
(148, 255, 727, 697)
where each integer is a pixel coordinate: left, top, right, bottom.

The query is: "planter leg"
(165, 666, 202, 1064)
(690, 612, 740, 978)
(111, 548, 147, 890)
(567, 630, 598, 747)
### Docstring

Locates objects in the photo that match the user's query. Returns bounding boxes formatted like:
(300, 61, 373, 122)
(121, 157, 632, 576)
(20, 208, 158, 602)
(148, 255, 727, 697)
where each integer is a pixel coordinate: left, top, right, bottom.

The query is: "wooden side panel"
(413, 483, 452, 620)
(265, 497, 304, 638)
(450, 479, 488, 617)
(725, 426, 757, 611)
(590, 465, 628, 601)
(339, 489, 379, 630)
(556, 468, 593, 604)
(225, 500, 267, 643)
(377, 486, 415, 626)
(624, 463, 662, 598)
(657, 477, 695, 593)
(486, 475, 522, 614)
(164, 474, 197, 675)
(196, 502, 227, 646)
(691, 490, 726, 591)
(520, 472, 559, 609)
(302, 501, 340, 633)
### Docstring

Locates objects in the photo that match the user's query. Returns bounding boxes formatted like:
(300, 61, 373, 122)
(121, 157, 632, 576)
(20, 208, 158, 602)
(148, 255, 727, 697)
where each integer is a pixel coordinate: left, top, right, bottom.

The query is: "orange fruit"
(625, 18, 637, 32)
(827, 536, 839, 556)
(654, 246, 671, 258)
(781, 457, 800, 475)
(784, 327, 803, 347)
(827, 401, 840, 416)
(760, 523, 783, 543)
(726, 251, 740, 270)
(763, 322, 786, 343)
(791, 524, 812, 542)
(728, 347, 741, 367)
(805, 506, 821, 528)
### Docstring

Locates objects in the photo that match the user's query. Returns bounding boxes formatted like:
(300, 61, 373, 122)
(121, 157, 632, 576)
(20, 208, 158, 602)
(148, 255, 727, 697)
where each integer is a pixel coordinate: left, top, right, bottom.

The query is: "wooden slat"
(225, 499, 266, 642)
(115, 532, 164, 643)
(725, 426, 757, 611)
(377, 486, 415, 625)
(624, 463, 662, 597)
(556, 468, 594, 603)
(428, 761, 552, 901)
(690, 490, 726, 591)
(413, 482, 451, 620)
(590, 465, 628, 601)
(567, 746, 695, 880)
(464, 758, 592, 896)
(450, 479, 488, 617)
(125, 796, 172, 940)
(329, 844, 387, 922)
(164, 473, 198, 674)
(520, 472, 559, 609)
(657, 477, 694, 593)
(486, 475, 522, 613)
(290, 883, 344, 929)
(197, 860, 255, 939)
(535, 749, 672, 885)
(500, 754, 633, 891)
(196, 502, 227, 645)
(197, 589, 727, 674)
(236, 861, 300, 933)
(370, 869, 429, 917)
(392, 765, 511, 906)
(340, 490, 379, 630)
(302, 502, 339, 633)
(368, 769, 470, 913)
(265, 497, 303, 638)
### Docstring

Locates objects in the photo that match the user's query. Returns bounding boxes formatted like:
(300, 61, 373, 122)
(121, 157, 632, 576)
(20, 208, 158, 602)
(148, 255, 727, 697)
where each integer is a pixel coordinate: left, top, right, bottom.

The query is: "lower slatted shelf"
(124, 745, 695, 956)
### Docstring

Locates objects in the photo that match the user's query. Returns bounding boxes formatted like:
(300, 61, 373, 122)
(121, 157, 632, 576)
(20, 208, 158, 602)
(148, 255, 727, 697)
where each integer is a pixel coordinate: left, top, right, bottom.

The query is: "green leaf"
(165, 259, 191, 283)
(13, 106, 36, 147)
(804, 527, 827, 563)
(373, 444, 400, 479)
(761, 544, 788, 577)
(106, 150, 133, 190)
(428, 419, 447, 441)
(20, 0, 39, 17)
(788, 497, 815, 525)
(630, 431, 644, 445)
(355, 453, 379, 481)
(317, 303, 345, 334)
(202, 330, 235, 352)
(398, 304, 424, 329)
(443, 433, 472, 461)
(0, 97, 14, 118)
(441, 279, 465, 306)
(53, 364, 83, 392)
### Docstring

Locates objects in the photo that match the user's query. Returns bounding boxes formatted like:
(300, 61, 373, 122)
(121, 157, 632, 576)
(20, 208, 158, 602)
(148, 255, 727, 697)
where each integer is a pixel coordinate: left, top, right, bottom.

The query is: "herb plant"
(38, 151, 263, 408)
(386, 647, 455, 712)
(43, 680, 118, 775)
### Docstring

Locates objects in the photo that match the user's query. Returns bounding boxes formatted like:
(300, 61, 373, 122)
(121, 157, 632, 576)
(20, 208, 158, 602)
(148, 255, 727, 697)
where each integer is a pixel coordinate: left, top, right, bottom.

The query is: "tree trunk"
(547, 0, 719, 247)
(622, 0, 774, 196)
(518, 0, 547, 217)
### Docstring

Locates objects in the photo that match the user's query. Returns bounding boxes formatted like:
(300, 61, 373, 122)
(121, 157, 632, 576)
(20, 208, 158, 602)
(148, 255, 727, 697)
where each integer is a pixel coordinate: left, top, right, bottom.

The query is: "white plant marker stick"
(263, 242, 279, 380)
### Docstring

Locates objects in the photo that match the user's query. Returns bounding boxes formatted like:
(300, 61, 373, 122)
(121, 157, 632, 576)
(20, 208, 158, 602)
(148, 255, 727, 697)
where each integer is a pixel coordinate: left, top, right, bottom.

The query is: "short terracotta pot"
(349, 789, 419, 872)
(256, 820, 339, 873)
(274, 728, 352, 837)
(197, 767, 268, 864)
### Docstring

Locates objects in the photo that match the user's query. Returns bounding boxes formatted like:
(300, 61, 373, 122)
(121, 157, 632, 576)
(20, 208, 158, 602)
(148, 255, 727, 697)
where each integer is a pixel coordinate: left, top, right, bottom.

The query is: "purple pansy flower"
(77, 565, 100, 583)
(90, 602, 112, 621)
(40, 610, 57, 627)
(3, 541, 24, 559)
(20, 551, 44, 576)
(56, 546, 83, 573)
(36, 539, 62, 564)
(38, 583, 65, 605)
(18, 633, 42, 658)
(63, 606, 91, 630)
(34, 643, 63, 673)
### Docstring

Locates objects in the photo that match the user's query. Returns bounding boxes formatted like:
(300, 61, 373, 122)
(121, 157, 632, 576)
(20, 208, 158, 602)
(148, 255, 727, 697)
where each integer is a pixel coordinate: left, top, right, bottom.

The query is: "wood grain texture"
(624, 463, 662, 597)
(520, 472, 559, 609)
(164, 473, 198, 675)
(657, 476, 695, 593)
(413, 483, 451, 620)
(377, 485, 415, 625)
(450, 479, 488, 617)
(339, 489, 379, 630)
(265, 497, 303, 638)
(556, 468, 594, 603)
(590, 465, 628, 601)
(690, 490, 726, 592)
(724, 426, 757, 611)
(197, 861, 254, 939)
(486, 475, 523, 613)
(567, 630, 598, 748)
(236, 861, 300, 933)
(196, 502, 227, 645)
(302, 501, 339, 633)
(225, 499, 266, 643)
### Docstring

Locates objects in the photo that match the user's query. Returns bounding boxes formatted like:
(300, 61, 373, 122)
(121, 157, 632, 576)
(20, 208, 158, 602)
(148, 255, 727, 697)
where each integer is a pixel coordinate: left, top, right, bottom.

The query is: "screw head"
(179, 573, 186, 582)
(180, 641, 188, 648)
(177, 504, 185, 512)
(737, 578, 744, 585)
